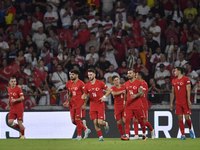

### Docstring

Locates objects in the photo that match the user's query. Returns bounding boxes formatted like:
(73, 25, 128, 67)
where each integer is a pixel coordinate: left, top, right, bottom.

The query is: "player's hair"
(128, 68, 136, 73)
(112, 75, 119, 81)
(9, 77, 16, 81)
(175, 67, 184, 74)
(70, 69, 80, 76)
(137, 71, 145, 79)
(88, 69, 96, 74)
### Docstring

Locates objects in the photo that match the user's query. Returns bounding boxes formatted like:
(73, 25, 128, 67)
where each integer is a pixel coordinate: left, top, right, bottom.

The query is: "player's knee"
(97, 120, 102, 125)
(178, 115, 183, 120)
(185, 115, 189, 120)
(8, 120, 14, 126)
(117, 119, 122, 124)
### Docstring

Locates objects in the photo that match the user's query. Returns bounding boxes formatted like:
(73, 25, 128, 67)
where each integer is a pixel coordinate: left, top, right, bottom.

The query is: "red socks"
(186, 119, 192, 130)
(75, 120, 87, 136)
(14, 124, 20, 129)
(179, 120, 185, 136)
(97, 130, 102, 137)
(145, 122, 153, 131)
(117, 124, 124, 136)
(138, 120, 146, 135)
(20, 129, 25, 136)
(133, 121, 138, 135)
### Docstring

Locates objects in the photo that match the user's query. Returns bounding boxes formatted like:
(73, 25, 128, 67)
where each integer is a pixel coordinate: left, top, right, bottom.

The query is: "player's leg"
(132, 117, 139, 140)
(184, 114, 194, 139)
(17, 120, 25, 139)
(93, 119, 104, 141)
(81, 109, 88, 129)
(8, 113, 20, 129)
(97, 109, 109, 134)
(135, 109, 146, 141)
(176, 104, 186, 140)
(143, 109, 155, 139)
(115, 110, 124, 137)
(122, 109, 132, 140)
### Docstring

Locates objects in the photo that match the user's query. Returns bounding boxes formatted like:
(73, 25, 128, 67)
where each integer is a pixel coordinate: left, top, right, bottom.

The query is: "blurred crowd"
(0, 0, 200, 107)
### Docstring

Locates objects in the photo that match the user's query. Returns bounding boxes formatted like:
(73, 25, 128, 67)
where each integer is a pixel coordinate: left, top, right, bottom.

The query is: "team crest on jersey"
(180, 82, 183, 85)
(95, 87, 100, 91)
(133, 86, 137, 90)
(13, 93, 16, 96)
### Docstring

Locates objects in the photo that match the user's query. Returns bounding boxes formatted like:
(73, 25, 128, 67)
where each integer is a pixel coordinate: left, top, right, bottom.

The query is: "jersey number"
(129, 90, 133, 95)
(72, 91, 76, 96)
(92, 92, 97, 97)
(177, 86, 180, 90)
(121, 94, 123, 98)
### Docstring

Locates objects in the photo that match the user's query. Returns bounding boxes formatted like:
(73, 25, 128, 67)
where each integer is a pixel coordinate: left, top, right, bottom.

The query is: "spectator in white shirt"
(104, 64, 120, 83)
(140, 15, 151, 36)
(88, 13, 101, 33)
(44, 5, 59, 29)
(168, 43, 180, 64)
(102, 15, 113, 37)
(186, 62, 199, 85)
(32, 15, 43, 33)
(47, 0, 60, 12)
(101, 0, 116, 20)
(150, 47, 162, 71)
(135, 0, 150, 15)
(104, 44, 118, 70)
(115, 1, 126, 21)
(32, 27, 47, 52)
(187, 34, 194, 53)
(149, 19, 161, 45)
(85, 46, 99, 64)
(47, 30, 59, 54)
(114, 13, 127, 30)
(60, 1, 73, 29)
(38, 85, 50, 105)
(156, 54, 171, 71)
(174, 52, 187, 68)
(73, 12, 87, 34)
(18, 76, 30, 92)
(24, 46, 34, 63)
(51, 64, 68, 90)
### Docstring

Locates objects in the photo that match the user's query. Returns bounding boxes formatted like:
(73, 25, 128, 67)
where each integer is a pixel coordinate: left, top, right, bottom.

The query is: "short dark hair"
(88, 69, 96, 74)
(70, 69, 80, 75)
(9, 77, 16, 81)
(175, 67, 184, 74)
(165, 76, 171, 79)
(18, 76, 23, 81)
(95, 12, 100, 16)
(112, 75, 119, 81)
(128, 68, 136, 73)
(194, 32, 200, 36)
(47, 4, 53, 9)
(137, 71, 145, 79)
(91, 32, 96, 36)
(89, 46, 95, 50)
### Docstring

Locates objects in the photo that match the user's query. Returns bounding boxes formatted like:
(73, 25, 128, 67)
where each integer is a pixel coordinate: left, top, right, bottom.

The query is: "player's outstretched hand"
(82, 103, 86, 110)
(5, 105, 9, 110)
(81, 94, 87, 100)
(170, 103, 173, 111)
(99, 96, 105, 103)
(188, 101, 192, 109)
(130, 94, 137, 99)
(63, 101, 69, 107)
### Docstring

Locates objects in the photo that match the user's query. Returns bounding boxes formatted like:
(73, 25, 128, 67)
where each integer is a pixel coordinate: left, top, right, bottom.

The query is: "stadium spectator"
(33, 6, 44, 22)
(192, 81, 200, 104)
(47, 0, 60, 12)
(37, 59, 48, 72)
(73, 12, 87, 35)
(31, 51, 41, 70)
(0, 0, 7, 27)
(150, 47, 162, 72)
(98, 55, 111, 73)
(113, 22, 128, 43)
(125, 14, 133, 36)
(5, 0, 16, 26)
(47, 30, 59, 54)
(160, 76, 172, 105)
(0, 27, 8, 42)
(104, 64, 120, 83)
(163, 0, 175, 19)
(139, 44, 152, 71)
(140, 15, 151, 36)
(180, 23, 190, 49)
(146, 32, 159, 54)
(174, 52, 187, 68)
(51, 57, 59, 73)
(74, 47, 85, 68)
(44, 5, 59, 29)
(168, 43, 180, 64)
(120, 76, 126, 85)
(187, 43, 200, 70)
(135, 0, 150, 15)
(148, 78, 161, 103)
(154, 64, 171, 86)
(187, 34, 194, 53)
(151, 0, 165, 18)
(23, 34, 37, 52)
(60, 1, 73, 29)
(51, 64, 68, 90)
(149, 19, 161, 45)
(169, 3, 183, 23)
(24, 63, 31, 76)
(186, 62, 199, 86)
(131, 0, 142, 10)
(15, 50, 26, 65)
(101, 0, 116, 20)
(38, 85, 50, 105)
(32, 27, 47, 52)
(18, 76, 30, 92)
(186, 14, 195, 31)
(85, 32, 100, 53)
(15, 64, 28, 84)
(85, 46, 99, 64)
(24, 46, 33, 63)
(31, 15, 43, 33)
(88, 13, 101, 33)
(117, 61, 129, 77)
(126, 46, 138, 69)
(165, 20, 179, 44)
(114, 13, 126, 30)
(16, 2, 30, 23)
(0, 34, 9, 58)
(88, 5, 97, 18)
(104, 44, 118, 70)
(194, 32, 200, 52)
(64, 54, 76, 72)
(10, 24, 23, 42)
(7, 44, 17, 64)
(77, 22, 91, 47)
(115, 1, 126, 21)
(156, 54, 171, 71)
(102, 15, 113, 37)
(183, 1, 197, 20)
(133, 57, 147, 73)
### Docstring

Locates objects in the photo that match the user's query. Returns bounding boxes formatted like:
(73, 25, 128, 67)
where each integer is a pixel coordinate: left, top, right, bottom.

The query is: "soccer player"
(82, 69, 111, 141)
(64, 69, 91, 140)
(170, 67, 194, 140)
(111, 75, 125, 139)
(121, 69, 146, 141)
(5, 77, 25, 139)
(132, 71, 155, 140)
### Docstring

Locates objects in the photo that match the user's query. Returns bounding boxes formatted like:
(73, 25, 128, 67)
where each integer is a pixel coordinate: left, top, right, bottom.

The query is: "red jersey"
(141, 80, 148, 109)
(125, 79, 143, 109)
(172, 76, 191, 105)
(84, 79, 108, 111)
(8, 85, 24, 111)
(77, 30, 91, 46)
(70, 80, 85, 109)
(66, 80, 74, 106)
(111, 85, 125, 110)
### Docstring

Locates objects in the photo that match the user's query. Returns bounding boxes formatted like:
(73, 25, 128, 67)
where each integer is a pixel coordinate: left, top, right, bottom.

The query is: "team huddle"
(5, 67, 194, 140)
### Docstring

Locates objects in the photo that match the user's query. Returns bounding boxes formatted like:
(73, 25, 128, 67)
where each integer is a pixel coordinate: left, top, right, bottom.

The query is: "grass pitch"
(0, 138, 199, 150)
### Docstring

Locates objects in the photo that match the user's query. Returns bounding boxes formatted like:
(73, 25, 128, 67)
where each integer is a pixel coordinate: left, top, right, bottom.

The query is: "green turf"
(0, 138, 199, 150)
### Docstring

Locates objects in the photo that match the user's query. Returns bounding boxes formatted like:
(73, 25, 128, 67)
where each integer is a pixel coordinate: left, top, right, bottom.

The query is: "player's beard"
(71, 77, 76, 81)
(89, 77, 94, 81)
(128, 76, 133, 80)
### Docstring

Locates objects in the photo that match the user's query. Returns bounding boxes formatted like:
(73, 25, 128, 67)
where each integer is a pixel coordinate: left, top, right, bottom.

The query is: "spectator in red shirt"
(77, 22, 91, 47)
(187, 43, 200, 70)
(33, 6, 44, 22)
(23, 14, 33, 39)
(15, 64, 28, 85)
(117, 61, 129, 77)
(180, 23, 190, 50)
(165, 20, 180, 44)
(133, 57, 148, 73)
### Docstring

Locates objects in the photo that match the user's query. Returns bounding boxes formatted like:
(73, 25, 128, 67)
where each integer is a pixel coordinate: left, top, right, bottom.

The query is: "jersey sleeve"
(172, 79, 175, 87)
(18, 87, 24, 97)
(80, 81, 85, 92)
(185, 77, 191, 85)
(101, 81, 108, 90)
(84, 84, 88, 94)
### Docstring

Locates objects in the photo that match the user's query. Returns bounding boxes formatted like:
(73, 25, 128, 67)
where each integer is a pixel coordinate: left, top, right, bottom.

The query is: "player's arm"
(63, 92, 72, 107)
(11, 96, 24, 102)
(67, 92, 72, 102)
(186, 84, 192, 109)
(82, 93, 89, 110)
(99, 87, 111, 102)
(170, 87, 175, 111)
(111, 90, 125, 96)
(130, 87, 143, 99)
(124, 89, 127, 108)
